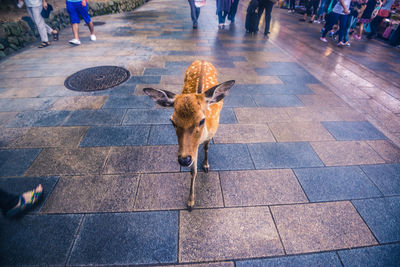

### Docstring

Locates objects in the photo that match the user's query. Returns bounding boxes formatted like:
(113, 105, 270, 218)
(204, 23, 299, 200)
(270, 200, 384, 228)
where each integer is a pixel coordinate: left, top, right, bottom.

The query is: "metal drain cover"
(64, 66, 130, 92)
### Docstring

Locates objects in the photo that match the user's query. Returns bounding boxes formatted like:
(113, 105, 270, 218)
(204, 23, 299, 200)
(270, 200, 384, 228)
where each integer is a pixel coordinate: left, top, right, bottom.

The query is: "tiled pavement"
(0, 0, 400, 266)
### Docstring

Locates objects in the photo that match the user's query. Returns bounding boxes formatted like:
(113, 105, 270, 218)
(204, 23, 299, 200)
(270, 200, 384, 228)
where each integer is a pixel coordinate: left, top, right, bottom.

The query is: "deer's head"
(144, 80, 235, 167)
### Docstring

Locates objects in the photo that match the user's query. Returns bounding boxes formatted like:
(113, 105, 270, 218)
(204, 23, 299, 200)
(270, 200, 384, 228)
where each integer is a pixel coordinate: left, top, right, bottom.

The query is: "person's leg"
(67, 1, 81, 41)
(188, 0, 199, 25)
(322, 12, 338, 37)
(290, 0, 295, 10)
(0, 189, 19, 216)
(338, 14, 349, 43)
(218, 11, 224, 24)
(228, 0, 239, 22)
(29, 6, 49, 43)
(76, 2, 94, 36)
(264, 1, 274, 34)
(72, 23, 79, 40)
(317, 0, 326, 18)
(343, 15, 353, 43)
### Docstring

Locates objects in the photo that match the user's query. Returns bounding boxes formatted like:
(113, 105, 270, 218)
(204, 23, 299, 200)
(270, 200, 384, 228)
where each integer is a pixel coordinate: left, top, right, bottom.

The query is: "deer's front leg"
(187, 158, 197, 211)
(202, 140, 210, 173)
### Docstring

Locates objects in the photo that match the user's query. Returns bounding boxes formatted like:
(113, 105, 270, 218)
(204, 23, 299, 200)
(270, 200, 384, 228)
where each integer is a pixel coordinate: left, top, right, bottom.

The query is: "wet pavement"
(0, 0, 399, 265)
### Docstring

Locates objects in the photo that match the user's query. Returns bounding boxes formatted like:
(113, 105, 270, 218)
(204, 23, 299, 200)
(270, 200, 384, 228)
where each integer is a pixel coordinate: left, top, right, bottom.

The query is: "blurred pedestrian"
(217, 0, 232, 29)
(258, 0, 275, 36)
(188, 0, 201, 28)
(300, 0, 321, 23)
(367, 0, 394, 39)
(320, 0, 351, 43)
(66, 0, 96, 45)
(354, 0, 380, 39)
(17, 0, 58, 48)
(228, 0, 240, 23)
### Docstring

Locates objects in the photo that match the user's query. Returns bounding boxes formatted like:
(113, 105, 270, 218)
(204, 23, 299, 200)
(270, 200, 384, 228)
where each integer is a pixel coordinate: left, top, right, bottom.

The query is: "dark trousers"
(228, 0, 240, 21)
(289, 0, 295, 10)
(218, 11, 229, 24)
(368, 15, 384, 37)
(306, 0, 319, 16)
(259, 1, 274, 34)
(322, 12, 348, 42)
(0, 189, 19, 216)
(188, 0, 200, 24)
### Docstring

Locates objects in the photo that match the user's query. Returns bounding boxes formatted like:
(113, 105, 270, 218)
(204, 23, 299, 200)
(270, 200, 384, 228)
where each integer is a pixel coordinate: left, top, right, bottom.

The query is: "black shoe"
(193, 23, 198, 29)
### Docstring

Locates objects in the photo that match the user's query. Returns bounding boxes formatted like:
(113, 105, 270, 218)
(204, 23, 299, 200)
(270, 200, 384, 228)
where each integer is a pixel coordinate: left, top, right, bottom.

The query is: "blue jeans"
(318, 0, 328, 17)
(188, 0, 200, 24)
(228, 0, 239, 21)
(322, 12, 348, 42)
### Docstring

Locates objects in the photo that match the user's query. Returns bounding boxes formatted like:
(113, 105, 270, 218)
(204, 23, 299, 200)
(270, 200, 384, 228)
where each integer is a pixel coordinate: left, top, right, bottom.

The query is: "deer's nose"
(178, 155, 192, 167)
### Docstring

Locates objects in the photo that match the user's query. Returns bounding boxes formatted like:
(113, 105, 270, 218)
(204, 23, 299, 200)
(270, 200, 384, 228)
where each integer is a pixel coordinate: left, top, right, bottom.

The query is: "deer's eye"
(170, 119, 176, 127)
(199, 119, 205, 127)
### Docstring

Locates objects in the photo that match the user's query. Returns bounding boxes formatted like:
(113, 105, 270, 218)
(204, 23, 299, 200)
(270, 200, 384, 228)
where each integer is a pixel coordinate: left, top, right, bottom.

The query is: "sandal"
(53, 30, 59, 41)
(38, 42, 50, 48)
(6, 187, 43, 218)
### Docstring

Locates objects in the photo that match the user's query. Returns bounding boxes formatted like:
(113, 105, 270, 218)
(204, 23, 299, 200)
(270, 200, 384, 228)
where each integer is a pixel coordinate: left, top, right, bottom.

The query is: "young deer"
(144, 60, 235, 210)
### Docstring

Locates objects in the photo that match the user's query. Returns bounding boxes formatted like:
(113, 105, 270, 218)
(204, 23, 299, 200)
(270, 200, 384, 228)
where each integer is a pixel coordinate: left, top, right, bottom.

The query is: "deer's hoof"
(187, 199, 194, 211)
(202, 164, 209, 173)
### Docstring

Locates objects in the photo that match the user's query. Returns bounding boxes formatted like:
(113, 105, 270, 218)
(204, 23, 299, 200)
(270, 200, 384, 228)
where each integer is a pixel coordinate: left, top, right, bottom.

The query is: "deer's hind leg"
(202, 140, 210, 173)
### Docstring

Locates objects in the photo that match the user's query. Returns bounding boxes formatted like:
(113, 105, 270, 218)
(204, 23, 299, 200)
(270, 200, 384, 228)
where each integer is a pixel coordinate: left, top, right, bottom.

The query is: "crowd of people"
(295, 0, 397, 47)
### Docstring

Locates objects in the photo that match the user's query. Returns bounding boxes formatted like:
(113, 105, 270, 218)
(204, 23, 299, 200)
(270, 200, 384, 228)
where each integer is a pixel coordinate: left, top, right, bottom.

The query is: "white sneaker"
(320, 37, 328, 43)
(90, 34, 96, 41)
(69, 39, 81, 45)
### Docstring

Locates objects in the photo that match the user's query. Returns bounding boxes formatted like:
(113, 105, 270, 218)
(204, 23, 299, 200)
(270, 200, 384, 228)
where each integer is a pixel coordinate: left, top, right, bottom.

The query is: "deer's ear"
(204, 80, 235, 104)
(143, 88, 176, 107)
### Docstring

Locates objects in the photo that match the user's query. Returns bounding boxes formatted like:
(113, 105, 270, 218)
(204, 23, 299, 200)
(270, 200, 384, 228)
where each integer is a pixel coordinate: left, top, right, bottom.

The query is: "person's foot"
(353, 34, 361, 40)
(337, 41, 345, 47)
(344, 41, 351, 47)
(69, 38, 81, 45)
(320, 37, 328, 42)
(193, 23, 198, 29)
(314, 20, 320, 24)
(6, 184, 43, 219)
(90, 34, 96, 41)
(52, 30, 59, 41)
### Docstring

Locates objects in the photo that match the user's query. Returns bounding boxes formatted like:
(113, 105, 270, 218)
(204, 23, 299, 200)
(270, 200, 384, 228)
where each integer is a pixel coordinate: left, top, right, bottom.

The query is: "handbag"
(377, 9, 390, 17)
(194, 0, 206, 8)
(41, 3, 53, 19)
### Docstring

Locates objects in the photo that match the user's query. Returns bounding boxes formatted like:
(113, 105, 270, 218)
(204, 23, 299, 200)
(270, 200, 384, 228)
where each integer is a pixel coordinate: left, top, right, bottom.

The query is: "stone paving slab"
(352, 196, 400, 243)
(268, 121, 335, 142)
(219, 169, 308, 207)
(0, 148, 42, 177)
(68, 211, 178, 265)
(10, 127, 88, 148)
(236, 252, 342, 267)
(310, 141, 386, 166)
(6, 110, 71, 127)
(0, 214, 82, 266)
(322, 121, 387, 141)
(135, 172, 223, 210)
(104, 146, 180, 174)
(49, 96, 108, 110)
(213, 124, 275, 143)
(179, 207, 284, 262)
(79, 125, 150, 147)
(366, 140, 400, 163)
(42, 174, 139, 213)
(338, 243, 400, 267)
(63, 109, 126, 126)
(360, 164, 400, 196)
(270, 202, 378, 254)
(25, 147, 109, 176)
(294, 166, 383, 202)
(248, 142, 324, 169)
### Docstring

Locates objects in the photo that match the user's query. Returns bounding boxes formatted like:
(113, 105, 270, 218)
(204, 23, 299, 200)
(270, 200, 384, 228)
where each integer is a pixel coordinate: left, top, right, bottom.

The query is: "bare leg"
(202, 140, 210, 173)
(72, 23, 79, 40)
(187, 159, 197, 211)
(87, 21, 94, 35)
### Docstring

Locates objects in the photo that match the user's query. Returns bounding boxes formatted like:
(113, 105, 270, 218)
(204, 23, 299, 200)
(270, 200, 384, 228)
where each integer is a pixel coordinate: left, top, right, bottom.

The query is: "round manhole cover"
(64, 66, 130, 92)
